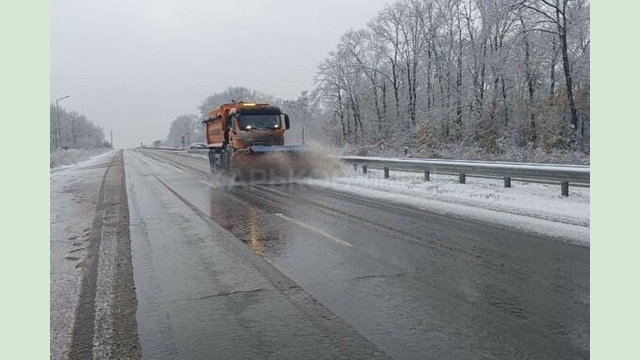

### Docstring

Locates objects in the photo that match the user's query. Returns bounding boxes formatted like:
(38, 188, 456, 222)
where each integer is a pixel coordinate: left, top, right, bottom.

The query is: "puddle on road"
(208, 187, 289, 258)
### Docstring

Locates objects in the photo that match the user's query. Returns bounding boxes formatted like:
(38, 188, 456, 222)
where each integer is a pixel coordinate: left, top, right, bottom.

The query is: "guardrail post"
(384, 167, 389, 178)
(337, 157, 589, 189)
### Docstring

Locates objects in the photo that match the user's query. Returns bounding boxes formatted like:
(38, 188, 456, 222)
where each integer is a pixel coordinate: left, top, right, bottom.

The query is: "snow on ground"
(50, 147, 111, 168)
(50, 149, 116, 359)
(303, 166, 590, 246)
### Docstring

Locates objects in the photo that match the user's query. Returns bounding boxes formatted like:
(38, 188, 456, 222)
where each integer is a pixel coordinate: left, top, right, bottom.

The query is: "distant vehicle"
(189, 143, 208, 149)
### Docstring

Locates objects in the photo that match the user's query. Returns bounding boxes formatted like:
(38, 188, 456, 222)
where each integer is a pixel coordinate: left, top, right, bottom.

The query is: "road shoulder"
(51, 150, 140, 359)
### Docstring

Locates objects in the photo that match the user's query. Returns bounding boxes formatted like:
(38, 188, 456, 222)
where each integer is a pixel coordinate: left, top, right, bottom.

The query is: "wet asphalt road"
(125, 149, 589, 359)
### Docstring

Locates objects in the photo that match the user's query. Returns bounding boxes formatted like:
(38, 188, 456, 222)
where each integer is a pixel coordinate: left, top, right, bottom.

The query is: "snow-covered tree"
(313, 0, 589, 156)
(50, 105, 106, 150)
(166, 114, 201, 147)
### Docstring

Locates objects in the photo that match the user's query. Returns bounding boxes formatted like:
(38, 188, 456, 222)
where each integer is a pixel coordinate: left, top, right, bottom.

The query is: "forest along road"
(125, 148, 589, 360)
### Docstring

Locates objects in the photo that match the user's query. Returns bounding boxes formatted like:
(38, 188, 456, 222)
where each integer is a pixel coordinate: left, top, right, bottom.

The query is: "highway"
(123, 148, 589, 359)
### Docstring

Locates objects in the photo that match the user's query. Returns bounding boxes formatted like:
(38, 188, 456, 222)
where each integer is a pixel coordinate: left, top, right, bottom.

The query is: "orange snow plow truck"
(203, 101, 307, 179)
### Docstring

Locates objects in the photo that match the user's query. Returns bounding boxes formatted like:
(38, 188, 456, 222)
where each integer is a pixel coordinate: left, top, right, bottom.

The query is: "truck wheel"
(208, 149, 216, 172)
(220, 148, 229, 173)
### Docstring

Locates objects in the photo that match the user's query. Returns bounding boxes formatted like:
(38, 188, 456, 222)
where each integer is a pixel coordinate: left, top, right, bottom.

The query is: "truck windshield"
(238, 114, 279, 130)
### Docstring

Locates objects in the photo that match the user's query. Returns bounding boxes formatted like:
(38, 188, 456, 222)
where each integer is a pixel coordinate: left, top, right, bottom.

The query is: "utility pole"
(110, 130, 113, 148)
(55, 95, 71, 149)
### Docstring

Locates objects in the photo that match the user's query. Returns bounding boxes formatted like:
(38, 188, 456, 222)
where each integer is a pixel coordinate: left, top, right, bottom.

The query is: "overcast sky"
(51, 0, 391, 148)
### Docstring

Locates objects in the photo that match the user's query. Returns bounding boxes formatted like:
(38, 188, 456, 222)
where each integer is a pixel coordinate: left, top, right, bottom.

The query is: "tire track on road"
(68, 154, 113, 359)
(69, 151, 140, 360)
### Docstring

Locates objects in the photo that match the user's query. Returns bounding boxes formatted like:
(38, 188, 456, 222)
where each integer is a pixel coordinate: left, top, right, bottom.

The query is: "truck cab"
(227, 105, 290, 149)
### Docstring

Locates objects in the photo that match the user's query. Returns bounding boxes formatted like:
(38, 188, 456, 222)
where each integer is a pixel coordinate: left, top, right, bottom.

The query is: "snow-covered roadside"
(50, 149, 117, 174)
(50, 147, 112, 168)
(50, 149, 116, 359)
(302, 167, 590, 246)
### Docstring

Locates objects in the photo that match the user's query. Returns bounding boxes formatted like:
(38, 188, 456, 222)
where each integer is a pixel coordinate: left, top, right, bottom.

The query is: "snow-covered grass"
(50, 147, 111, 168)
(302, 165, 590, 246)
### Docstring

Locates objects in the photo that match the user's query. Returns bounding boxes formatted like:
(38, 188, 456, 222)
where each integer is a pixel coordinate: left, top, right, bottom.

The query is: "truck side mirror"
(284, 114, 290, 130)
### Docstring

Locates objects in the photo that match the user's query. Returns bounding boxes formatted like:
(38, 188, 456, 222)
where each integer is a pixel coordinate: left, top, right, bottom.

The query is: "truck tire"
(208, 149, 216, 172)
(220, 147, 231, 173)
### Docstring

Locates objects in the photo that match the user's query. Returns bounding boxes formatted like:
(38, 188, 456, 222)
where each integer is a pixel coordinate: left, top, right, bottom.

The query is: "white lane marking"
(273, 213, 354, 248)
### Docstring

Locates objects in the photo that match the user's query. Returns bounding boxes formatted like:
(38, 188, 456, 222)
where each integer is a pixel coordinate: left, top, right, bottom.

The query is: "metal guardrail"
(139, 147, 208, 155)
(138, 146, 184, 151)
(340, 156, 589, 196)
(147, 147, 589, 196)
(185, 148, 209, 156)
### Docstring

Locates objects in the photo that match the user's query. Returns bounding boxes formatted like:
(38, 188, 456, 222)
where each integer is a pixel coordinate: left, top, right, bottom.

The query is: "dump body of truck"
(203, 101, 303, 178)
